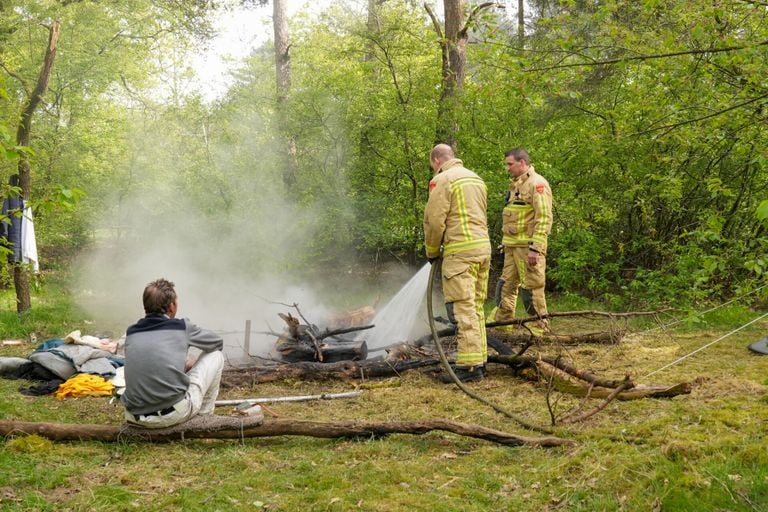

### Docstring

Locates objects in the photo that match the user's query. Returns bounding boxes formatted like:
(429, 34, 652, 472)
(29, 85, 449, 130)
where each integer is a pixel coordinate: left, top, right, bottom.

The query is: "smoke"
(71, 106, 343, 365)
(72, 31, 428, 364)
(74, 187, 337, 363)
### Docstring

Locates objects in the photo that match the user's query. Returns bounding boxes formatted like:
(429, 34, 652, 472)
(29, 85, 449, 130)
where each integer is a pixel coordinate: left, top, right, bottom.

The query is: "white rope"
(639, 283, 768, 335)
(642, 310, 768, 380)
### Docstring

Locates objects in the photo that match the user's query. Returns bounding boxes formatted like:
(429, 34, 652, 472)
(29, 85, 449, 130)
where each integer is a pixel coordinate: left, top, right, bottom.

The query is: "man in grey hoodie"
(122, 278, 224, 428)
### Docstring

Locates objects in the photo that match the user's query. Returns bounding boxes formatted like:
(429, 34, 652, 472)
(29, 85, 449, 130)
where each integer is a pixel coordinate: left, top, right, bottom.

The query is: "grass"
(1, 280, 768, 511)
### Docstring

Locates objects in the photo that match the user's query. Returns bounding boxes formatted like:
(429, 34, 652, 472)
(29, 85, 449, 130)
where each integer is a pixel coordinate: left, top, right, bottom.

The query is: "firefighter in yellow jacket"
(495, 147, 553, 334)
(424, 144, 491, 383)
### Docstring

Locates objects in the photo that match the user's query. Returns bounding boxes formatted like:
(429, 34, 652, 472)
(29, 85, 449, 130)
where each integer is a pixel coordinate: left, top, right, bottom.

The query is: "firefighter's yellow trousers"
(441, 251, 491, 367)
(495, 246, 549, 333)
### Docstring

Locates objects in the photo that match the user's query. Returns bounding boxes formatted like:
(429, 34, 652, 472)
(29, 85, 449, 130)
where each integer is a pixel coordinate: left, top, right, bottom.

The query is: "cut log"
(272, 308, 371, 363)
(274, 337, 368, 363)
(0, 418, 574, 447)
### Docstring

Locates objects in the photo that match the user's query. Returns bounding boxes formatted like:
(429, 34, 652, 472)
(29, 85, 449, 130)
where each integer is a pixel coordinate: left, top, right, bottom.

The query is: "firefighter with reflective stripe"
(424, 144, 491, 383)
(495, 147, 553, 334)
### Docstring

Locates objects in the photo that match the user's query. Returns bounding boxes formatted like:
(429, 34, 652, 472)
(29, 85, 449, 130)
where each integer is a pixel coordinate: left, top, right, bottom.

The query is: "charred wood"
(222, 359, 440, 388)
(274, 337, 368, 363)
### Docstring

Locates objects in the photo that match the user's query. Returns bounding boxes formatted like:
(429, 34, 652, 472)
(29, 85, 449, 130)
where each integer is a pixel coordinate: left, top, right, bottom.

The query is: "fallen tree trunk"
(222, 359, 440, 388)
(0, 418, 574, 447)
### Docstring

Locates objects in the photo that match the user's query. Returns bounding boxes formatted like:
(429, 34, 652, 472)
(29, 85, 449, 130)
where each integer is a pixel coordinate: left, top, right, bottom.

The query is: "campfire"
(271, 307, 375, 363)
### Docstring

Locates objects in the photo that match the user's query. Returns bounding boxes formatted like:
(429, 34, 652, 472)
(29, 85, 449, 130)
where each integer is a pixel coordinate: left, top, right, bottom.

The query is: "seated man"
(122, 278, 224, 428)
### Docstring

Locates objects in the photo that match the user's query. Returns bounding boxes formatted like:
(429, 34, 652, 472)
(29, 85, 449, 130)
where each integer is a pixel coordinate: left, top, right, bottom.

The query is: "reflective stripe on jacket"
(501, 167, 553, 253)
(424, 159, 491, 258)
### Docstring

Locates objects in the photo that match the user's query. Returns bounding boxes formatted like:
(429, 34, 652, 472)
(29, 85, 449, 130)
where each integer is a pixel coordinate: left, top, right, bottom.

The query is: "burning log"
(327, 306, 375, 328)
(270, 312, 371, 363)
(0, 418, 574, 447)
(274, 337, 369, 363)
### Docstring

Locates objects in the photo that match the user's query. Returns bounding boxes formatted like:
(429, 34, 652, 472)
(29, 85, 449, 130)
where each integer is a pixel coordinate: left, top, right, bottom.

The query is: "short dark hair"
(504, 147, 530, 164)
(143, 278, 177, 315)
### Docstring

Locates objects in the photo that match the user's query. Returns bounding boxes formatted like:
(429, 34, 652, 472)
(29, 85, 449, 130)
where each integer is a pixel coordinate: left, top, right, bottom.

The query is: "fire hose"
(426, 259, 552, 434)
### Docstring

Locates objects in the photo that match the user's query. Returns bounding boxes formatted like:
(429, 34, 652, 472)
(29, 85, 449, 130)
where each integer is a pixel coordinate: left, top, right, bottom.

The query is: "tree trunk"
(0, 418, 574, 447)
(273, 0, 299, 188)
(426, 1, 498, 149)
(11, 21, 60, 313)
(364, 0, 386, 63)
(517, 0, 525, 47)
(436, 0, 465, 148)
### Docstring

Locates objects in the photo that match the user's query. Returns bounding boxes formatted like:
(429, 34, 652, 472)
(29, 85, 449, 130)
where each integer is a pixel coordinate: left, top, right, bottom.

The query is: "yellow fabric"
(496, 246, 549, 332)
(487, 306, 516, 333)
(501, 167, 553, 254)
(442, 252, 491, 367)
(55, 373, 115, 399)
(424, 158, 491, 367)
(424, 159, 491, 259)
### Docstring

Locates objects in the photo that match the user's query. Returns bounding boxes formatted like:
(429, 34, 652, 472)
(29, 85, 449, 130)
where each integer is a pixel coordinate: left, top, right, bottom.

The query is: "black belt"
(143, 405, 176, 417)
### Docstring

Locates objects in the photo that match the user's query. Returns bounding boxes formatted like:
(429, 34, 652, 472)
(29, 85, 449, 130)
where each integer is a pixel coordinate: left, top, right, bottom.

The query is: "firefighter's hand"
(428, 256, 441, 264)
(527, 249, 539, 266)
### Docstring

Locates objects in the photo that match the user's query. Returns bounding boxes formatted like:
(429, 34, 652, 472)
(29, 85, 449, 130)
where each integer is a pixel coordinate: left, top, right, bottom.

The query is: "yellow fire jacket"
(501, 166, 553, 254)
(424, 158, 491, 259)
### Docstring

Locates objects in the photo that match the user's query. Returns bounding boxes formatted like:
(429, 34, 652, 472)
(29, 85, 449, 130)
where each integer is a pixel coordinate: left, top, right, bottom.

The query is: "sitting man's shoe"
(439, 365, 485, 384)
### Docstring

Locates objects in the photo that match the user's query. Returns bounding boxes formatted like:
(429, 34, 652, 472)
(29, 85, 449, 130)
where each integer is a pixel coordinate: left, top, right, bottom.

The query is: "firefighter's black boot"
(439, 365, 485, 384)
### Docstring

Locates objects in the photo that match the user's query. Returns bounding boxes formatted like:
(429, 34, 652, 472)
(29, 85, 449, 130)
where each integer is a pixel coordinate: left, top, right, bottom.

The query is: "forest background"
(1, 2, 768, 511)
(1, 0, 768, 321)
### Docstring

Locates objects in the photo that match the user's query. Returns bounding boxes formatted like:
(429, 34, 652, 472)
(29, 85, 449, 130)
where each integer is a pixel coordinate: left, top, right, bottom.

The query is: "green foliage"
(1, 0, 767, 308)
(0, 272, 93, 338)
(757, 200, 768, 225)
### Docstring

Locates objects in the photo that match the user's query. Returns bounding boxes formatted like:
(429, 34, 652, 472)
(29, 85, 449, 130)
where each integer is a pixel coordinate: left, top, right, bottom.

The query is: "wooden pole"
(215, 391, 362, 407)
(244, 319, 252, 356)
